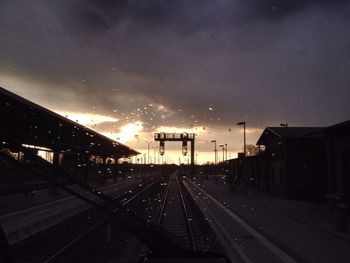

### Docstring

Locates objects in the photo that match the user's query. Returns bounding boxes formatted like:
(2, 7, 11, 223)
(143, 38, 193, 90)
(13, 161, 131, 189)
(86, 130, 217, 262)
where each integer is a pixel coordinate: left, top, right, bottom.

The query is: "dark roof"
(257, 127, 323, 145)
(325, 120, 350, 131)
(0, 87, 139, 158)
(303, 120, 350, 137)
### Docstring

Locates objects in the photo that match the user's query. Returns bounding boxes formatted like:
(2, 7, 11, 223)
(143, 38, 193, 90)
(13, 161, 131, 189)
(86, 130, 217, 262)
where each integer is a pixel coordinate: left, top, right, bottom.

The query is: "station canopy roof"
(0, 87, 139, 158)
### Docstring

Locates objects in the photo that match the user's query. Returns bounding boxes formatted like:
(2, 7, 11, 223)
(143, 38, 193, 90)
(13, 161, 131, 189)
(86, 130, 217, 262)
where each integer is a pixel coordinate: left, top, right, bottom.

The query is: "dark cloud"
(55, 0, 128, 33)
(57, 0, 350, 32)
(241, 0, 349, 21)
(1, 0, 350, 131)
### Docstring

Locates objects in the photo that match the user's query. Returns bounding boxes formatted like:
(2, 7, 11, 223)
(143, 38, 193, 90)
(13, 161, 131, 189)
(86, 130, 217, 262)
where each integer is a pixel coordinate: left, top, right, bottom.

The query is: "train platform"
(194, 178, 350, 263)
(0, 176, 135, 216)
(0, 175, 149, 246)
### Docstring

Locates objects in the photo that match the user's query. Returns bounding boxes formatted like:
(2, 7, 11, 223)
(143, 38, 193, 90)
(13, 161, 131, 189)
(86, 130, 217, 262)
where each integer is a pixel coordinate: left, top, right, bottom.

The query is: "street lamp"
(211, 140, 217, 165)
(237, 122, 246, 156)
(147, 141, 151, 164)
(225, 143, 228, 162)
(219, 144, 225, 163)
(153, 146, 157, 164)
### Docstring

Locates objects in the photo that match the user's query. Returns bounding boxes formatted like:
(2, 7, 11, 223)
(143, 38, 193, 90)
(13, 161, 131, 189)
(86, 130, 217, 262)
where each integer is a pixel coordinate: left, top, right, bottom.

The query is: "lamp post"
(211, 140, 217, 165)
(145, 141, 154, 164)
(153, 146, 157, 164)
(219, 144, 225, 163)
(147, 142, 151, 164)
(237, 122, 246, 156)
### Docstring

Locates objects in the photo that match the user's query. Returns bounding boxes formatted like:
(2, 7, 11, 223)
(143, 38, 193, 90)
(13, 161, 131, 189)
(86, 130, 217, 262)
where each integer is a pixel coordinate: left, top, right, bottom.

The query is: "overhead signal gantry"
(154, 132, 195, 175)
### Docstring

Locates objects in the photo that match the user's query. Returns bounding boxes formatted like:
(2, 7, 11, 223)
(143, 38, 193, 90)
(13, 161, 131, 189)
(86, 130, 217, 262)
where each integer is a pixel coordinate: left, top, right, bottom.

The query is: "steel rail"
(122, 178, 160, 206)
(157, 172, 197, 250)
(175, 175, 197, 251)
(156, 175, 172, 225)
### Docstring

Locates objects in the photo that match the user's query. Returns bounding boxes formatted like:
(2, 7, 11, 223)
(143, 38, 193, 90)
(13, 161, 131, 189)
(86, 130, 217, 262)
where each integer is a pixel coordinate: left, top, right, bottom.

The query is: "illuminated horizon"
(54, 110, 251, 164)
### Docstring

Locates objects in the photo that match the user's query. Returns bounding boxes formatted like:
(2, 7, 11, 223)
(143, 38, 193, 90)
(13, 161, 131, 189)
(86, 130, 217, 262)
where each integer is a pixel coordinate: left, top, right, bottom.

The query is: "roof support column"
(49, 150, 60, 197)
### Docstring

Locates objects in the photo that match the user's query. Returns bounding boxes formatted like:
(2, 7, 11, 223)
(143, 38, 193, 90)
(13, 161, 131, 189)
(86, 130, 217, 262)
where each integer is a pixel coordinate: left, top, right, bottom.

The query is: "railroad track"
(11, 173, 227, 262)
(157, 173, 197, 250)
(11, 177, 160, 263)
(151, 173, 227, 258)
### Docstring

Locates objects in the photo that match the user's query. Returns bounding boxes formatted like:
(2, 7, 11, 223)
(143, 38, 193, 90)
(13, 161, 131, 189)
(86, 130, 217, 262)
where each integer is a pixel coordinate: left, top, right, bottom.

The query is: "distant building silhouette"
(228, 121, 350, 204)
(229, 126, 329, 200)
(256, 127, 327, 200)
(309, 121, 350, 206)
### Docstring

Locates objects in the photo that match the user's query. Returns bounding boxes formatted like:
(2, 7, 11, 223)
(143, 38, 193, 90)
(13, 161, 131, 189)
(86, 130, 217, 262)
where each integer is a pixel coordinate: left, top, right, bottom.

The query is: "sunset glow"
(56, 111, 119, 126)
(102, 121, 144, 143)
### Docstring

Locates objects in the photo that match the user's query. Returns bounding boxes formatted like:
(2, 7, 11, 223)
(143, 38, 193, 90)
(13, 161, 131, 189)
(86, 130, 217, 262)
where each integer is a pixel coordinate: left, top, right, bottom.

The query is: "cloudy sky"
(1, 0, 350, 163)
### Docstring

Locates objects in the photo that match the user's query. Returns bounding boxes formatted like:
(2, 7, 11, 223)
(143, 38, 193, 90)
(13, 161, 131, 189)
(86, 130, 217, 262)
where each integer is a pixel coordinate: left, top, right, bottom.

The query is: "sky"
(1, 0, 350, 164)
